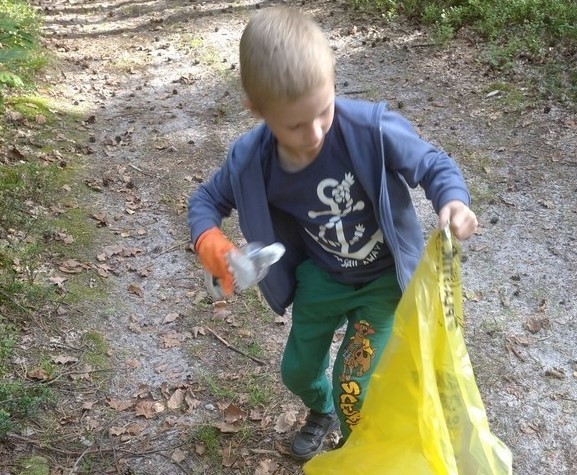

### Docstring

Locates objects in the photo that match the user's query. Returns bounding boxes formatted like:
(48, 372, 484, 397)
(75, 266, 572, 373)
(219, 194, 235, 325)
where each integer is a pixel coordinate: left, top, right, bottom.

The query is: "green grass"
(246, 373, 274, 407)
(16, 456, 50, 475)
(5, 95, 57, 121)
(202, 373, 236, 400)
(0, 318, 18, 374)
(82, 330, 111, 371)
(191, 424, 222, 459)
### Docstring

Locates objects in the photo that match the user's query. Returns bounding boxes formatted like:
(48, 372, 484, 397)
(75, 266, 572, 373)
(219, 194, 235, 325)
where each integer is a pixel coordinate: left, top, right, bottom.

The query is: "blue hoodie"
(188, 98, 470, 315)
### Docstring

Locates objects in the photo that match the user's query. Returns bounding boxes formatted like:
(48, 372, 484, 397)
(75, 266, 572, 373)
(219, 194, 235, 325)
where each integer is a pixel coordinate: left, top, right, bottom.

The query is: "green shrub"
(0, 0, 43, 103)
(0, 379, 52, 438)
(348, 0, 577, 101)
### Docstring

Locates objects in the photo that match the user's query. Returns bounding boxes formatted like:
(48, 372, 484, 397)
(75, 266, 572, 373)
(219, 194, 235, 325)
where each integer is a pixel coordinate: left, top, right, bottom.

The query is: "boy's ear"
(243, 97, 262, 117)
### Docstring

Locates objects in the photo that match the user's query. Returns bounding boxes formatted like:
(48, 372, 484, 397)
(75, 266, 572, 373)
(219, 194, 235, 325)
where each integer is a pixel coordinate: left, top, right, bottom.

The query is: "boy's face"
(251, 81, 335, 163)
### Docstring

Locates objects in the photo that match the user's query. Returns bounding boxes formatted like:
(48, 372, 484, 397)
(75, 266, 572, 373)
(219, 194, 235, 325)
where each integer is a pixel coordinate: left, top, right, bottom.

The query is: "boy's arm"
(380, 110, 477, 239)
(188, 164, 236, 244)
(188, 163, 238, 296)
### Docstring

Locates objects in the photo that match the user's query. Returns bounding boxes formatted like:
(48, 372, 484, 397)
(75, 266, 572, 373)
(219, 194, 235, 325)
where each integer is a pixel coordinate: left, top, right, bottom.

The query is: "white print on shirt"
(305, 172, 384, 261)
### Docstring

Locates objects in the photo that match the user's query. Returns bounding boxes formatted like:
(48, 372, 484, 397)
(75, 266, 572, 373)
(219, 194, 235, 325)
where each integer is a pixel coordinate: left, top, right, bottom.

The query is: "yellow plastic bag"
(304, 227, 512, 475)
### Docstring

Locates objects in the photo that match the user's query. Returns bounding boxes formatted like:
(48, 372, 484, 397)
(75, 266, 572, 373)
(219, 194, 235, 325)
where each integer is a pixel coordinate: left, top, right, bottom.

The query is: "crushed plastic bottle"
(205, 242, 286, 299)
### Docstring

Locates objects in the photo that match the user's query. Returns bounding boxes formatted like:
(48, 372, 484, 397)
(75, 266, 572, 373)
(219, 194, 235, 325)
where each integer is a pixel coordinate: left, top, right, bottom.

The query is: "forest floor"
(1, 0, 576, 474)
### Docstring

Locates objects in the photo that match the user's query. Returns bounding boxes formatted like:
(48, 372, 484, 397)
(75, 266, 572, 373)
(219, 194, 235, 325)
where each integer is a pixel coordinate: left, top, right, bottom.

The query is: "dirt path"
(14, 0, 577, 473)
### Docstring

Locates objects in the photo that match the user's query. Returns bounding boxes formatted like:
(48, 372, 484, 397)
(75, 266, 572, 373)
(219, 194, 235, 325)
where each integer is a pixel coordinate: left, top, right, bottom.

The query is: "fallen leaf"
(185, 390, 201, 412)
(171, 448, 187, 463)
(163, 312, 179, 324)
(5, 110, 23, 122)
(49, 276, 68, 287)
(120, 247, 144, 257)
(109, 426, 126, 437)
(66, 363, 93, 381)
(237, 328, 252, 338)
(135, 400, 165, 418)
(28, 368, 50, 381)
(52, 355, 79, 364)
(212, 421, 241, 433)
(223, 403, 245, 424)
(128, 284, 144, 297)
(138, 267, 151, 277)
(108, 399, 135, 411)
(160, 382, 172, 399)
(464, 289, 481, 302)
(254, 459, 278, 475)
(159, 331, 188, 348)
(134, 384, 152, 399)
(249, 409, 263, 421)
(125, 422, 146, 435)
(273, 410, 297, 433)
(213, 301, 232, 318)
(91, 213, 108, 227)
(125, 358, 140, 369)
(538, 199, 555, 209)
(55, 231, 74, 244)
(221, 444, 236, 467)
(59, 259, 86, 274)
(192, 326, 206, 337)
(526, 315, 549, 333)
(167, 388, 185, 410)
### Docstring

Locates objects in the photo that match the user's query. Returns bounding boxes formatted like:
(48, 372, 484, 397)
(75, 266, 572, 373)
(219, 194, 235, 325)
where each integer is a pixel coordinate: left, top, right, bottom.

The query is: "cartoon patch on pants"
(340, 320, 376, 381)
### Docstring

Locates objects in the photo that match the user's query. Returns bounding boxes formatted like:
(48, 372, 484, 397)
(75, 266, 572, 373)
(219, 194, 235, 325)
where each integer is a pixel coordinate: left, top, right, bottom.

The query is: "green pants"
(281, 259, 402, 439)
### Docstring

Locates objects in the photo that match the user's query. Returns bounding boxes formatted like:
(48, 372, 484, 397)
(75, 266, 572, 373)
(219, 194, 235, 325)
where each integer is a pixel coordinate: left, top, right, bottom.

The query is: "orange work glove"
(195, 227, 236, 296)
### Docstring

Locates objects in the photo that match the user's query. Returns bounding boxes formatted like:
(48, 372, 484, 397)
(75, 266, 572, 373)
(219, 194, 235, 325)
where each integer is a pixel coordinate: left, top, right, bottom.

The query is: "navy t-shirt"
(267, 123, 394, 284)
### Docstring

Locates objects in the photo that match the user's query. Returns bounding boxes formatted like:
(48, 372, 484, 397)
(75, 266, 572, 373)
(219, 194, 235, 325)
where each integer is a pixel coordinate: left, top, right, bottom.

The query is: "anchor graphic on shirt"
(305, 173, 383, 259)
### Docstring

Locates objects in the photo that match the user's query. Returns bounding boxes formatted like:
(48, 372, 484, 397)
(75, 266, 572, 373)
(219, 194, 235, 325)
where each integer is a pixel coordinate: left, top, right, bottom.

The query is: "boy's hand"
(438, 200, 478, 241)
(195, 227, 236, 296)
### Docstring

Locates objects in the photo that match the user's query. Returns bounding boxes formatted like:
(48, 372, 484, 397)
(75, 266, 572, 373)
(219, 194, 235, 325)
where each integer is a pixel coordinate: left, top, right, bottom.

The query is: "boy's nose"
(306, 120, 323, 144)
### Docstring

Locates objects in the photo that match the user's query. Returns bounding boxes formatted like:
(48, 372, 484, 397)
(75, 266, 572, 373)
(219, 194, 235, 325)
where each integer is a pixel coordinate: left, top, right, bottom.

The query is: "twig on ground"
(6, 432, 80, 455)
(69, 447, 91, 475)
(0, 288, 35, 315)
(128, 163, 155, 177)
(341, 90, 370, 95)
(205, 326, 267, 366)
(152, 239, 191, 258)
(44, 367, 124, 386)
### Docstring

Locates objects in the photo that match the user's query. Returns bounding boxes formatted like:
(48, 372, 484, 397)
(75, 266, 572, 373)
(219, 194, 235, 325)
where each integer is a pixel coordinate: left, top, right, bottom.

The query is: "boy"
(187, 6, 478, 461)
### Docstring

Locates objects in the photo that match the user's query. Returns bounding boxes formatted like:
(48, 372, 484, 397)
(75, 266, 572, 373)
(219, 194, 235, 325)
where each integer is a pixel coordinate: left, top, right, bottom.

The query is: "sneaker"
(290, 410, 340, 460)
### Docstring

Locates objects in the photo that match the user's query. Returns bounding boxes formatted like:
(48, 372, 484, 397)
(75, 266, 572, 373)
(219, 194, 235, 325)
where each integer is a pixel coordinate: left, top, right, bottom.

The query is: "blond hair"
(239, 7, 335, 110)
